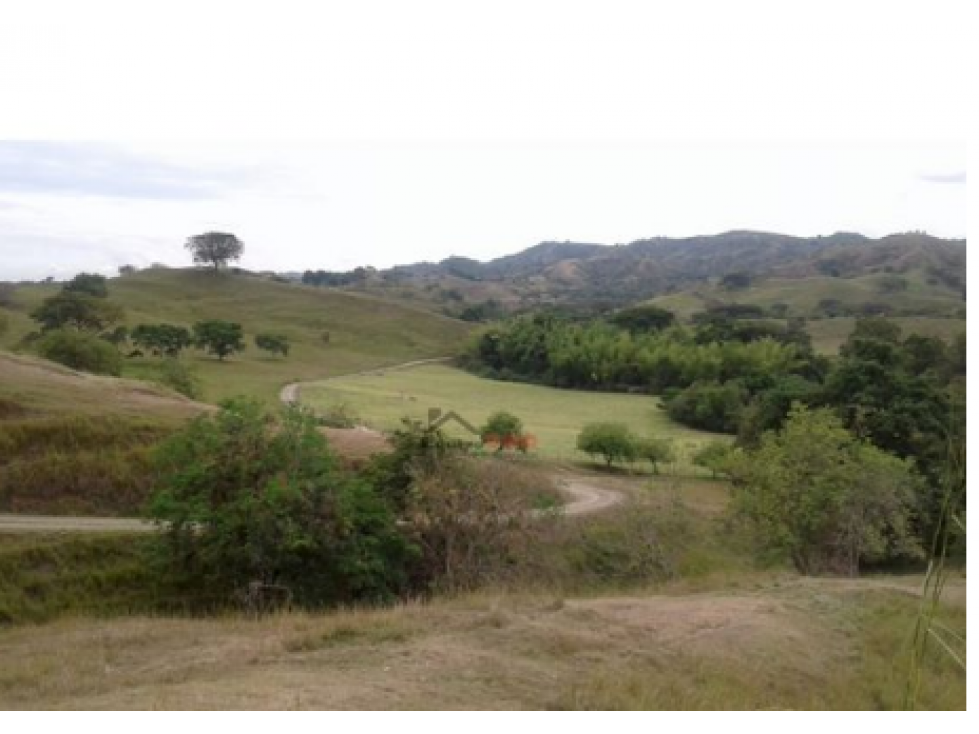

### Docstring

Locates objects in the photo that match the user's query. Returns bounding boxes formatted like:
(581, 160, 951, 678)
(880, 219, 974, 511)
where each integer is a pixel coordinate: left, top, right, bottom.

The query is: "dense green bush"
(36, 329, 123, 376)
(725, 405, 923, 575)
(147, 398, 413, 606)
(666, 380, 747, 433)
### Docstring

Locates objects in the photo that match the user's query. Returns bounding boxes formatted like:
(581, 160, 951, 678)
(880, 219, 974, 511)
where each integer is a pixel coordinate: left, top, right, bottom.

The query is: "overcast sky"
(0, 141, 965, 280)
(0, 1, 968, 281)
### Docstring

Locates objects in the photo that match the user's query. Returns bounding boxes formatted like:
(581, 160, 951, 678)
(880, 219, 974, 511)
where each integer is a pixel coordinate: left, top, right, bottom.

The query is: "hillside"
(0, 350, 209, 515)
(301, 231, 966, 318)
(0, 268, 474, 402)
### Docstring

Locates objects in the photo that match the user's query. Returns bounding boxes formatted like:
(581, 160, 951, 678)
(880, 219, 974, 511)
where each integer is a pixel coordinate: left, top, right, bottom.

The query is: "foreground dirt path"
(0, 574, 962, 709)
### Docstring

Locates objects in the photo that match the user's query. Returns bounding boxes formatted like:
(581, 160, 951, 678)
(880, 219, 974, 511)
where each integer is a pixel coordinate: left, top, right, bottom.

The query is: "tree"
(36, 329, 123, 376)
(666, 380, 748, 433)
(132, 323, 193, 357)
(576, 422, 638, 468)
(31, 291, 124, 332)
(724, 404, 922, 576)
(193, 320, 245, 360)
(634, 437, 675, 474)
(692, 441, 731, 479)
(118, 265, 138, 276)
(480, 411, 525, 452)
(902, 334, 947, 376)
(185, 232, 244, 271)
(63, 272, 108, 298)
(609, 305, 676, 333)
(147, 399, 413, 606)
(255, 332, 290, 357)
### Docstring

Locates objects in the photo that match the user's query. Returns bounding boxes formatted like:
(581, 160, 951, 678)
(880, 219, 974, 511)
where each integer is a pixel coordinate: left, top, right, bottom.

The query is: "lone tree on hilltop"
(186, 232, 244, 271)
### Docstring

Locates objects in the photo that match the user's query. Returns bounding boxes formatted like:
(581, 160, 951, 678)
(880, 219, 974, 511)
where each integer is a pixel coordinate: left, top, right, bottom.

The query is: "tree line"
(464, 307, 965, 562)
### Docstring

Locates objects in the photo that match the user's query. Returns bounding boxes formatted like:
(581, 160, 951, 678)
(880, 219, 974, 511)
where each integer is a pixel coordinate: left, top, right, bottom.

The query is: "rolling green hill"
(0, 268, 474, 402)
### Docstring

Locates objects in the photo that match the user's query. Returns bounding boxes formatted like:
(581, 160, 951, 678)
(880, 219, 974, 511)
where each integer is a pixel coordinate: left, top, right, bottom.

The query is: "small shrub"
(692, 441, 731, 479)
(317, 401, 361, 428)
(36, 329, 123, 376)
(255, 332, 290, 357)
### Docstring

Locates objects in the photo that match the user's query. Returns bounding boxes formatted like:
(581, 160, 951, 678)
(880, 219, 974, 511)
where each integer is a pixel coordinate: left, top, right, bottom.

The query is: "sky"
(0, 1, 969, 281)
(0, 141, 966, 280)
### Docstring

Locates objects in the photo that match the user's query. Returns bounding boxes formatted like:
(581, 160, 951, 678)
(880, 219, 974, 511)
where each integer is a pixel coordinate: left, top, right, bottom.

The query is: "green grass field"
(303, 364, 728, 470)
(0, 268, 473, 403)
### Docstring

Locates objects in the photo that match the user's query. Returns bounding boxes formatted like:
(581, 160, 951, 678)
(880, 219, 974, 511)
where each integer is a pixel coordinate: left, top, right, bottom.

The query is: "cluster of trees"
(148, 400, 544, 606)
(466, 312, 816, 435)
(30, 273, 127, 375)
(25, 268, 291, 387)
(302, 268, 374, 287)
(468, 310, 965, 571)
(576, 422, 675, 474)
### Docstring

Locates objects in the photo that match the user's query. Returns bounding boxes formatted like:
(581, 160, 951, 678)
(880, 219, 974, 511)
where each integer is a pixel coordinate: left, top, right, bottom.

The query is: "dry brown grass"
(0, 575, 964, 710)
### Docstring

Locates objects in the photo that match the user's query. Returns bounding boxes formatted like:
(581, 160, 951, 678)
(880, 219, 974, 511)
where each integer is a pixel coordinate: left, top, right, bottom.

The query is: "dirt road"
(279, 357, 454, 405)
(0, 514, 154, 533)
(549, 474, 624, 516)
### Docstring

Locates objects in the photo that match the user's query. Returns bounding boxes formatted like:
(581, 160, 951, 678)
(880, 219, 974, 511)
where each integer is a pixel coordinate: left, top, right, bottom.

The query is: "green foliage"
(36, 329, 123, 376)
(31, 291, 125, 332)
(185, 231, 244, 270)
(192, 319, 245, 360)
(737, 374, 821, 446)
(824, 319, 951, 489)
(666, 380, 747, 433)
(255, 332, 290, 357)
(131, 323, 192, 357)
(608, 304, 676, 333)
(0, 311, 8, 338)
(692, 441, 731, 479)
(467, 314, 804, 396)
(155, 358, 203, 399)
(63, 272, 109, 298)
(633, 437, 675, 474)
(317, 401, 361, 429)
(576, 422, 637, 468)
(724, 404, 923, 575)
(361, 419, 474, 513)
(147, 398, 413, 605)
(480, 410, 525, 452)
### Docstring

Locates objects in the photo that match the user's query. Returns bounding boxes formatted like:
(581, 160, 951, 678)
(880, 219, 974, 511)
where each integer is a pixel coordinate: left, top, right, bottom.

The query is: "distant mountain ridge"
(301, 230, 966, 315)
